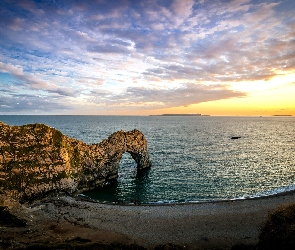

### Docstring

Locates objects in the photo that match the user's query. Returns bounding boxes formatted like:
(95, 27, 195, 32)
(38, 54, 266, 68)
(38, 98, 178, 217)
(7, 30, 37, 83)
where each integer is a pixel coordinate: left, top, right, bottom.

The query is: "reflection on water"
(83, 154, 151, 204)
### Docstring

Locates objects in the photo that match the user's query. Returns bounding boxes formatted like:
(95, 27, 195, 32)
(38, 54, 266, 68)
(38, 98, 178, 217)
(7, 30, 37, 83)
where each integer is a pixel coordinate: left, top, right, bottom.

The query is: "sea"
(1, 115, 295, 204)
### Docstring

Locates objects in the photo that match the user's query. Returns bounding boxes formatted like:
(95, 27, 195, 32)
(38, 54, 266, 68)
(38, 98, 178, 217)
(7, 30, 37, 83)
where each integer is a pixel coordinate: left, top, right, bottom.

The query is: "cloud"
(18, 0, 44, 15)
(172, 0, 194, 16)
(0, 62, 79, 98)
(0, 0, 294, 114)
(0, 94, 71, 113)
(0, 62, 24, 76)
(7, 17, 25, 31)
(47, 87, 77, 98)
(87, 44, 131, 54)
(90, 83, 246, 109)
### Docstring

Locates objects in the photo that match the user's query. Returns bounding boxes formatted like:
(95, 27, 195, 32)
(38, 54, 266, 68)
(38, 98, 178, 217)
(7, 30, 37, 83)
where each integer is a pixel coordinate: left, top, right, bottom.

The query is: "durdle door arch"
(80, 130, 152, 190)
(0, 121, 151, 203)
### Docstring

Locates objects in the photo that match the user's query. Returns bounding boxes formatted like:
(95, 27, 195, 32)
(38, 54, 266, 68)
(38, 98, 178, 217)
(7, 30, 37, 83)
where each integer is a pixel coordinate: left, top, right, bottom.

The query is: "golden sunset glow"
(0, 0, 294, 116)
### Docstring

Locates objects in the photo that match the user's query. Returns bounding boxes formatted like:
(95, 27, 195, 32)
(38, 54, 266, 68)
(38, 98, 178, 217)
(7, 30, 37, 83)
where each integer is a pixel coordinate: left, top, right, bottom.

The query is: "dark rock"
(0, 206, 27, 227)
(257, 203, 295, 250)
(231, 136, 241, 139)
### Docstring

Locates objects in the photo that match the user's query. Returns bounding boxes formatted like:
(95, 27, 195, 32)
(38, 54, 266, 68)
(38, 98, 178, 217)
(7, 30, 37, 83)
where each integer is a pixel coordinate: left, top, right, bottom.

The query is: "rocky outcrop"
(0, 121, 151, 203)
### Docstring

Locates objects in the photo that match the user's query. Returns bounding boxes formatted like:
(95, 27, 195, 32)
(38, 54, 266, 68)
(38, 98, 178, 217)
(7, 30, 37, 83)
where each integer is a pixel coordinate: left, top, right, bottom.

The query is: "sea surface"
(1, 115, 295, 204)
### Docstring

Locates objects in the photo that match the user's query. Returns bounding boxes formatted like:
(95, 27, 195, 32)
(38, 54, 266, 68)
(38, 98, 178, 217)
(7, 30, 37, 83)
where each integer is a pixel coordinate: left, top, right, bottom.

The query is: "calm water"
(1, 115, 295, 204)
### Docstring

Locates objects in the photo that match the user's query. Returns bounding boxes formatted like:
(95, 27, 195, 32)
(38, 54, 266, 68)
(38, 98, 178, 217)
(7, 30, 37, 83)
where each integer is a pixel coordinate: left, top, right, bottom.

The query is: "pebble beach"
(2, 190, 295, 249)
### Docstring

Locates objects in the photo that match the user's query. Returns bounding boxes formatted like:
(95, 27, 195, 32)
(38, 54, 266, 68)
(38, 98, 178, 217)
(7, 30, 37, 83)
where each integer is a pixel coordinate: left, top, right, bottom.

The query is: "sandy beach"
(1, 190, 294, 249)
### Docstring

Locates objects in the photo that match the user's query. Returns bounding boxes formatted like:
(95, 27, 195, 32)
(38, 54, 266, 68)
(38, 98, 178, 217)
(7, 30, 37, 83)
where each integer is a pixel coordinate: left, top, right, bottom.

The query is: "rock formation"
(0, 121, 151, 203)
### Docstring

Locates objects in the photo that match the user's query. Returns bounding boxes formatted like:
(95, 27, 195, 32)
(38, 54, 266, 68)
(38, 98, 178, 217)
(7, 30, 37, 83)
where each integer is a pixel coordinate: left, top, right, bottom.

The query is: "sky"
(0, 0, 295, 116)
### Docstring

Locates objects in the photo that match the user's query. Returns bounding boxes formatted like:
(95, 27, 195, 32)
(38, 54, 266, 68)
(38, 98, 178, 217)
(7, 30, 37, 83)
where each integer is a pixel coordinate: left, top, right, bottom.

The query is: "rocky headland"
(0, 121, 151, 204)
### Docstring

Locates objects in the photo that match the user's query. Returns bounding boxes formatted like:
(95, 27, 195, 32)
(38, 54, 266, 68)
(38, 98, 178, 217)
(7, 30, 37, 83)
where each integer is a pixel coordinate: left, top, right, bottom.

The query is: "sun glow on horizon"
(0, 0, 294, 116)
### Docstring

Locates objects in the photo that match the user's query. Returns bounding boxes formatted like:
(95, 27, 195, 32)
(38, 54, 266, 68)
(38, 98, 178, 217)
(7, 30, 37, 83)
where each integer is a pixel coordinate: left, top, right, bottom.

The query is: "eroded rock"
(0, 121, 151, 203)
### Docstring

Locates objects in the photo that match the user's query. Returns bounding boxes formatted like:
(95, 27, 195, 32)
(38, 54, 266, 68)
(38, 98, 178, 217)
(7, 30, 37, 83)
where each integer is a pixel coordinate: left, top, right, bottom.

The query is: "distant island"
(150, 114, 210, 116)
(273, 115, 292, 116)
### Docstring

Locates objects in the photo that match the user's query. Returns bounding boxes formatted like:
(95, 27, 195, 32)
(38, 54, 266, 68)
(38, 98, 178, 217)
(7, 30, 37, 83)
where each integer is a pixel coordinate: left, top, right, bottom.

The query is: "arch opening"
(83, 151, 151, 204)
(118, 153, 138, 180)
(89, 152, 151, 204)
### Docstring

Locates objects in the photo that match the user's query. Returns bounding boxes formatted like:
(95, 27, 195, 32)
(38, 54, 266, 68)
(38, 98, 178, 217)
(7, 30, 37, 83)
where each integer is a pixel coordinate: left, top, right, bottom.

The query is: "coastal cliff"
(0, 121, 151, 203)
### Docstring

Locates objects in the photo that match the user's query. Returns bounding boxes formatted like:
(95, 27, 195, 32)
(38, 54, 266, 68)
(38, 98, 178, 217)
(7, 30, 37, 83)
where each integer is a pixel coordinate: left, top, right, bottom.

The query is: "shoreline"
(76, 187, 295, 206)
(2, 189, 295, 249)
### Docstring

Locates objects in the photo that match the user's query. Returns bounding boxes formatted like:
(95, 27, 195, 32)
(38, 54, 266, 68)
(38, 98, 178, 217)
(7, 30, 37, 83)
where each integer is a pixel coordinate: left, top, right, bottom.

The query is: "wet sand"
(2, 191, 295, 249)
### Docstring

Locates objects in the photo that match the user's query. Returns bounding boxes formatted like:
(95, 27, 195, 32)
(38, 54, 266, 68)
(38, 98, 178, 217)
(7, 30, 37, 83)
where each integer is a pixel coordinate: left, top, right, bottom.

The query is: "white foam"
(235, 184, 295, 200)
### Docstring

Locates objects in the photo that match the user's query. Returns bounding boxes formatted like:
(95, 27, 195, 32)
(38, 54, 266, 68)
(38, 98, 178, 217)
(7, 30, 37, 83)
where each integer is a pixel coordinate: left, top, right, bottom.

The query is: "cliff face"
(0, 121, 151, 203)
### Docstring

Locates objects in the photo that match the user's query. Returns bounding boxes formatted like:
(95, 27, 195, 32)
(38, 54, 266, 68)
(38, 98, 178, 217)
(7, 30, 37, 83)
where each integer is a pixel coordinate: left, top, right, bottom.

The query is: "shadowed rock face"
(0, 121, 151, 203)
